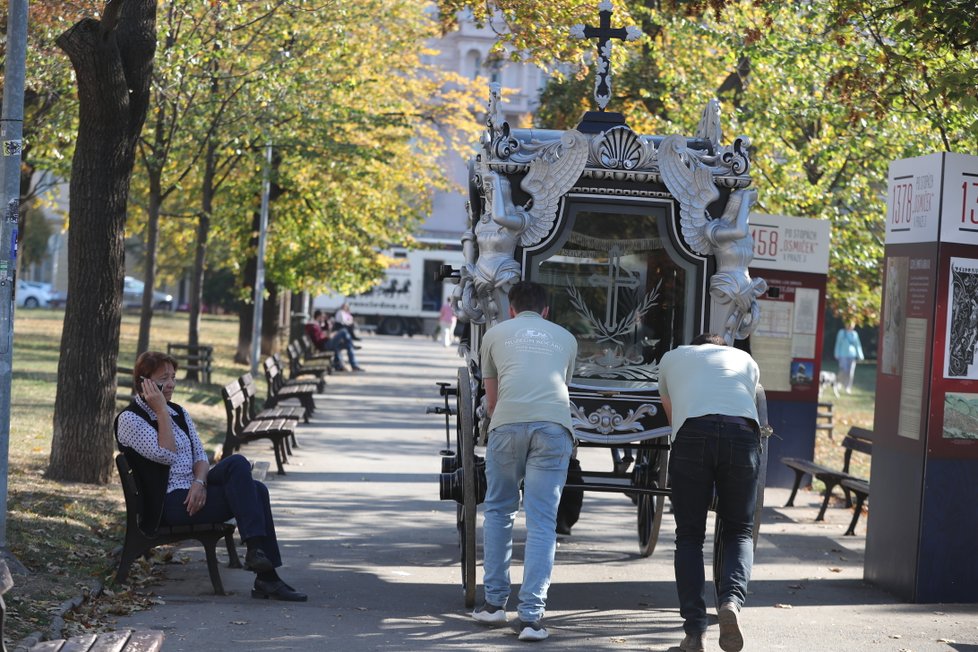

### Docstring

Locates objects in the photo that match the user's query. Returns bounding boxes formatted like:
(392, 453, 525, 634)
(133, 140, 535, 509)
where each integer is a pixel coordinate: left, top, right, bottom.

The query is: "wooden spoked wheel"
(637, 445, 669, 557)
(455, 366, 477, 608)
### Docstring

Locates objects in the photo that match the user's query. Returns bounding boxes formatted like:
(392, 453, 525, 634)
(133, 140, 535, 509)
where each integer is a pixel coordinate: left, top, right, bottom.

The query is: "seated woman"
(115, 351, 306, 602)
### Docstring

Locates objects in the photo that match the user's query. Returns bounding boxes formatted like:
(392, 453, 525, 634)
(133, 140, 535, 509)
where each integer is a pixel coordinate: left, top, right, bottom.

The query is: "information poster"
(881, 257, 908, 375)
(944, 257, 978, 380)
(897, 317, 928, 440)
(943, 392, 978, 440)
(753, 299, 792, 392)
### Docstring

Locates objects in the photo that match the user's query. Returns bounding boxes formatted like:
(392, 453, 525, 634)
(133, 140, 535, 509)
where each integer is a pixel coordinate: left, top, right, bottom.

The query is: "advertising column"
(866, 152, 978, 602)
(747, 214, 831, 487)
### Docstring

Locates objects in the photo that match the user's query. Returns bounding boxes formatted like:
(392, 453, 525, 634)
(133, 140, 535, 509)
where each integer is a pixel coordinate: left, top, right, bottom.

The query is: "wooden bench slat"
(86, 630, 130, 652)
(114, 630, 164, 652)
(47, 633, 98, 652)
(30, 640, 72, 652)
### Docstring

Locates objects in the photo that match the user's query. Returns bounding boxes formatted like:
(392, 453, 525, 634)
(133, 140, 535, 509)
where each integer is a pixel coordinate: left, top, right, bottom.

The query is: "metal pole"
(0, 0, 27, 548)
(250, 143, 272, 377)
(0, 0, 28, 547)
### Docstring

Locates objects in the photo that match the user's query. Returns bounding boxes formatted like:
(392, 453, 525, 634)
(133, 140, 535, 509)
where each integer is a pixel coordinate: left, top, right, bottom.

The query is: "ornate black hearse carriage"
(432, 4, 771, 608)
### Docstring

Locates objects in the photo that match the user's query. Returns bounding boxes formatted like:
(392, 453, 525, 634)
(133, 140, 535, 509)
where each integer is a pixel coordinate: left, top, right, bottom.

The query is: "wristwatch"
(192, 478, 206, 487)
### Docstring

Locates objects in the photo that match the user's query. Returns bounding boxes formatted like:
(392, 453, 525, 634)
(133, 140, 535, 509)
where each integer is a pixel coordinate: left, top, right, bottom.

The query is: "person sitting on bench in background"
(334, 302, 362, 341)
(115, 351, 307, 602)
(306, 309, 363, 371)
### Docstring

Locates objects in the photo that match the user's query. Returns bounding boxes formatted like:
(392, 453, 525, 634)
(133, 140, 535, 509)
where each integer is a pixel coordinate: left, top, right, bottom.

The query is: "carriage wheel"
(637, 446, 669, 557)
(455, 366, 478, 608)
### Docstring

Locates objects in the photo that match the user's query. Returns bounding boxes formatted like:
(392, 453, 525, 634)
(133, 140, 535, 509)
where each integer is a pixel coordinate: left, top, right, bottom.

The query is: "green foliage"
(438, 0, 978, 325)
(19, 206, 53, 269)
(120, 0, 484, 302)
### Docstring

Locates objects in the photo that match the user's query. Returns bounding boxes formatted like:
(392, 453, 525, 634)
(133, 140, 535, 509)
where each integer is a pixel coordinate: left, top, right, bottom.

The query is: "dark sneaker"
(680, 632, 706, 652)
(471, 602, 508, 625)
(516, 619, 548, 641)
(351, 366, 365, 372)
(718, 601, 744, 651)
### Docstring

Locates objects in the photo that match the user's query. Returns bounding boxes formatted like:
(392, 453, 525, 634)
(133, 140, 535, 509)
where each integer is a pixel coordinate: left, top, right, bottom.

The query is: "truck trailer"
(313, 246, 464, 336)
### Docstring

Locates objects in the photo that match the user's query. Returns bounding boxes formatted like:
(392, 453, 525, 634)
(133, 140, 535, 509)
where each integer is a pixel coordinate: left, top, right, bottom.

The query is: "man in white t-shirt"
(470, 281, 577, 642)
(658, 333, 760, 652)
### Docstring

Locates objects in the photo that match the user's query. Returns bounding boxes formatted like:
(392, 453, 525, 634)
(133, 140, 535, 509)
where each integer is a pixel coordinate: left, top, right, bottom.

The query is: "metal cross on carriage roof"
(570, 0, 643, 112)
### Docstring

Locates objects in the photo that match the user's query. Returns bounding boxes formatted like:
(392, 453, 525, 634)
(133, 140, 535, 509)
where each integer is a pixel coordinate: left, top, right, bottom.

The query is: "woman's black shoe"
(252, 578, 308, 602)
(244, 548, 275, 573)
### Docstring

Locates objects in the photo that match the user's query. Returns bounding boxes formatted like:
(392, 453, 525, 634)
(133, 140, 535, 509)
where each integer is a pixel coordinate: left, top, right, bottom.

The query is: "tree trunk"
(48, 1, 157, 484)
(186, 139, 216, 380)
(136, 171, 162, 356)
(234, 248, 257, 366)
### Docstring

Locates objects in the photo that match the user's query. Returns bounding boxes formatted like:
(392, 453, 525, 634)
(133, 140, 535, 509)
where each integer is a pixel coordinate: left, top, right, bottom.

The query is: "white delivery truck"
(313, 246, 464, 336)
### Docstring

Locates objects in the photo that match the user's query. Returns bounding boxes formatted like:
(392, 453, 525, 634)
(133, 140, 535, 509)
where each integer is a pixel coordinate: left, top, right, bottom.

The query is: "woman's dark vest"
(114, 401, 192, 536)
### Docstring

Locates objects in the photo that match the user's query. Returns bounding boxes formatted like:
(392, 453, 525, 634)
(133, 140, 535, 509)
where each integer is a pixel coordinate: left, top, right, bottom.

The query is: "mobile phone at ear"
(142, 376, 165, 391)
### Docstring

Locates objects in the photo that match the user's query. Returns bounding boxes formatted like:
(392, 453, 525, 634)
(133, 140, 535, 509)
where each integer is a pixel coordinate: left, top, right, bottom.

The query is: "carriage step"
(426, 406, 458, 415)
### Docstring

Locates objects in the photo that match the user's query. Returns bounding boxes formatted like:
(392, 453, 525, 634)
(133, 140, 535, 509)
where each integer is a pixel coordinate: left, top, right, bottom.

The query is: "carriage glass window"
(531, 204, 695, 390)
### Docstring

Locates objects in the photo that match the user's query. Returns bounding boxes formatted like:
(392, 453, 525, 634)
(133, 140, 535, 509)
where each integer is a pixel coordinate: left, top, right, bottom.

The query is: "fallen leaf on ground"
(774, 603, 792, 609)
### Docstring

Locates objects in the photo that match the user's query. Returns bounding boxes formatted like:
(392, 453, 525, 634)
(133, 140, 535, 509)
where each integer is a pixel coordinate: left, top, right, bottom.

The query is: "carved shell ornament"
(593, 125, 647, 170)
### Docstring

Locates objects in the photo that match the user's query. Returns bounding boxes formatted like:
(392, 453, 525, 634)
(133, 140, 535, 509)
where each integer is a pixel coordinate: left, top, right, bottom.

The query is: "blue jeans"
(327, 329, 358, 369)
(482, 421, 573, 622)
(837, 357, 857, 390)
(669, 416, 760, 635)
(162, 454, 282, 567)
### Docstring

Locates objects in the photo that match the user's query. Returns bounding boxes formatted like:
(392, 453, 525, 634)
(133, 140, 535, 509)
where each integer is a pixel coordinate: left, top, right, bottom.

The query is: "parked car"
(123, 276, 174, 311)
(16, 280, 52, 308)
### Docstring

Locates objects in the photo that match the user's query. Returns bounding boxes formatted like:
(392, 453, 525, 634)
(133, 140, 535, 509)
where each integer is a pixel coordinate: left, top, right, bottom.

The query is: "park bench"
(239, 373, 305, 458)
(839, 476, 870, 536)
(114, 454, 241, 595)
(300, 334, 335, 364)
(29, 629, 165, 652)
(262, 356, 317, 422)
(166, 343, 213, 384)
(282, 345, 329, 392)
(0, 558, 11, 651)
(116, 366, 135, 404)
(781, 426, 873, 524)
(816, 401, 834, 439)
(221, 379, 297, 476)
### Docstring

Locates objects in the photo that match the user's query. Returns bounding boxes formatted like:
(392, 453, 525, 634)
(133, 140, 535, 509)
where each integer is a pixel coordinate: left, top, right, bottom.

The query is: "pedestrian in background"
(658, 333, 761, 652)
(834, 322, 864, 394)
(471, 281, 577, 642)
(438, 298, 456, 347)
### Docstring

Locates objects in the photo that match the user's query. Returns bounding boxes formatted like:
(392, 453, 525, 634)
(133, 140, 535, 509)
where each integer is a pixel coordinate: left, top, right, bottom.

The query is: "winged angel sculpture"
(658, 134, 767, 344)
(457, 130, 590, 326)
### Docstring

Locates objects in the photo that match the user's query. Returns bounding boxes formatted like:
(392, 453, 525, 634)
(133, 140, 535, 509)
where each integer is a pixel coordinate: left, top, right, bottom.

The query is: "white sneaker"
(517, 620, 549, 641)
(718, 601, 744, 652)
(471, 602, 508, 625)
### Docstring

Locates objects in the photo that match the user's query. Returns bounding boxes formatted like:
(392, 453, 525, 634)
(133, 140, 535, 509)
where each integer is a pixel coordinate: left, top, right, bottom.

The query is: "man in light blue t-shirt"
(659, 333, 760, 652)
(470, 281, 577, 642)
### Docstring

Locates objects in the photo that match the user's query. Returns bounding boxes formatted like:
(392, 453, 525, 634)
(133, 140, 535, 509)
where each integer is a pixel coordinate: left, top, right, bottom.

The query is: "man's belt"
(691, 414, 757, 429)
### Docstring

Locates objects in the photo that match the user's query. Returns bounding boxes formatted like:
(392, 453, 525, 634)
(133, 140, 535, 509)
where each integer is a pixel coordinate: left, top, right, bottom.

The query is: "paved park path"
(111, 336, 977, 651)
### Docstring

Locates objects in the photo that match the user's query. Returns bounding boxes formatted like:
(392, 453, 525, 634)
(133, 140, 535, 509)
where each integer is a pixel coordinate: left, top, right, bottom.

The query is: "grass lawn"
(813, 358, 877, 484)
(6, 309, 257, 642)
